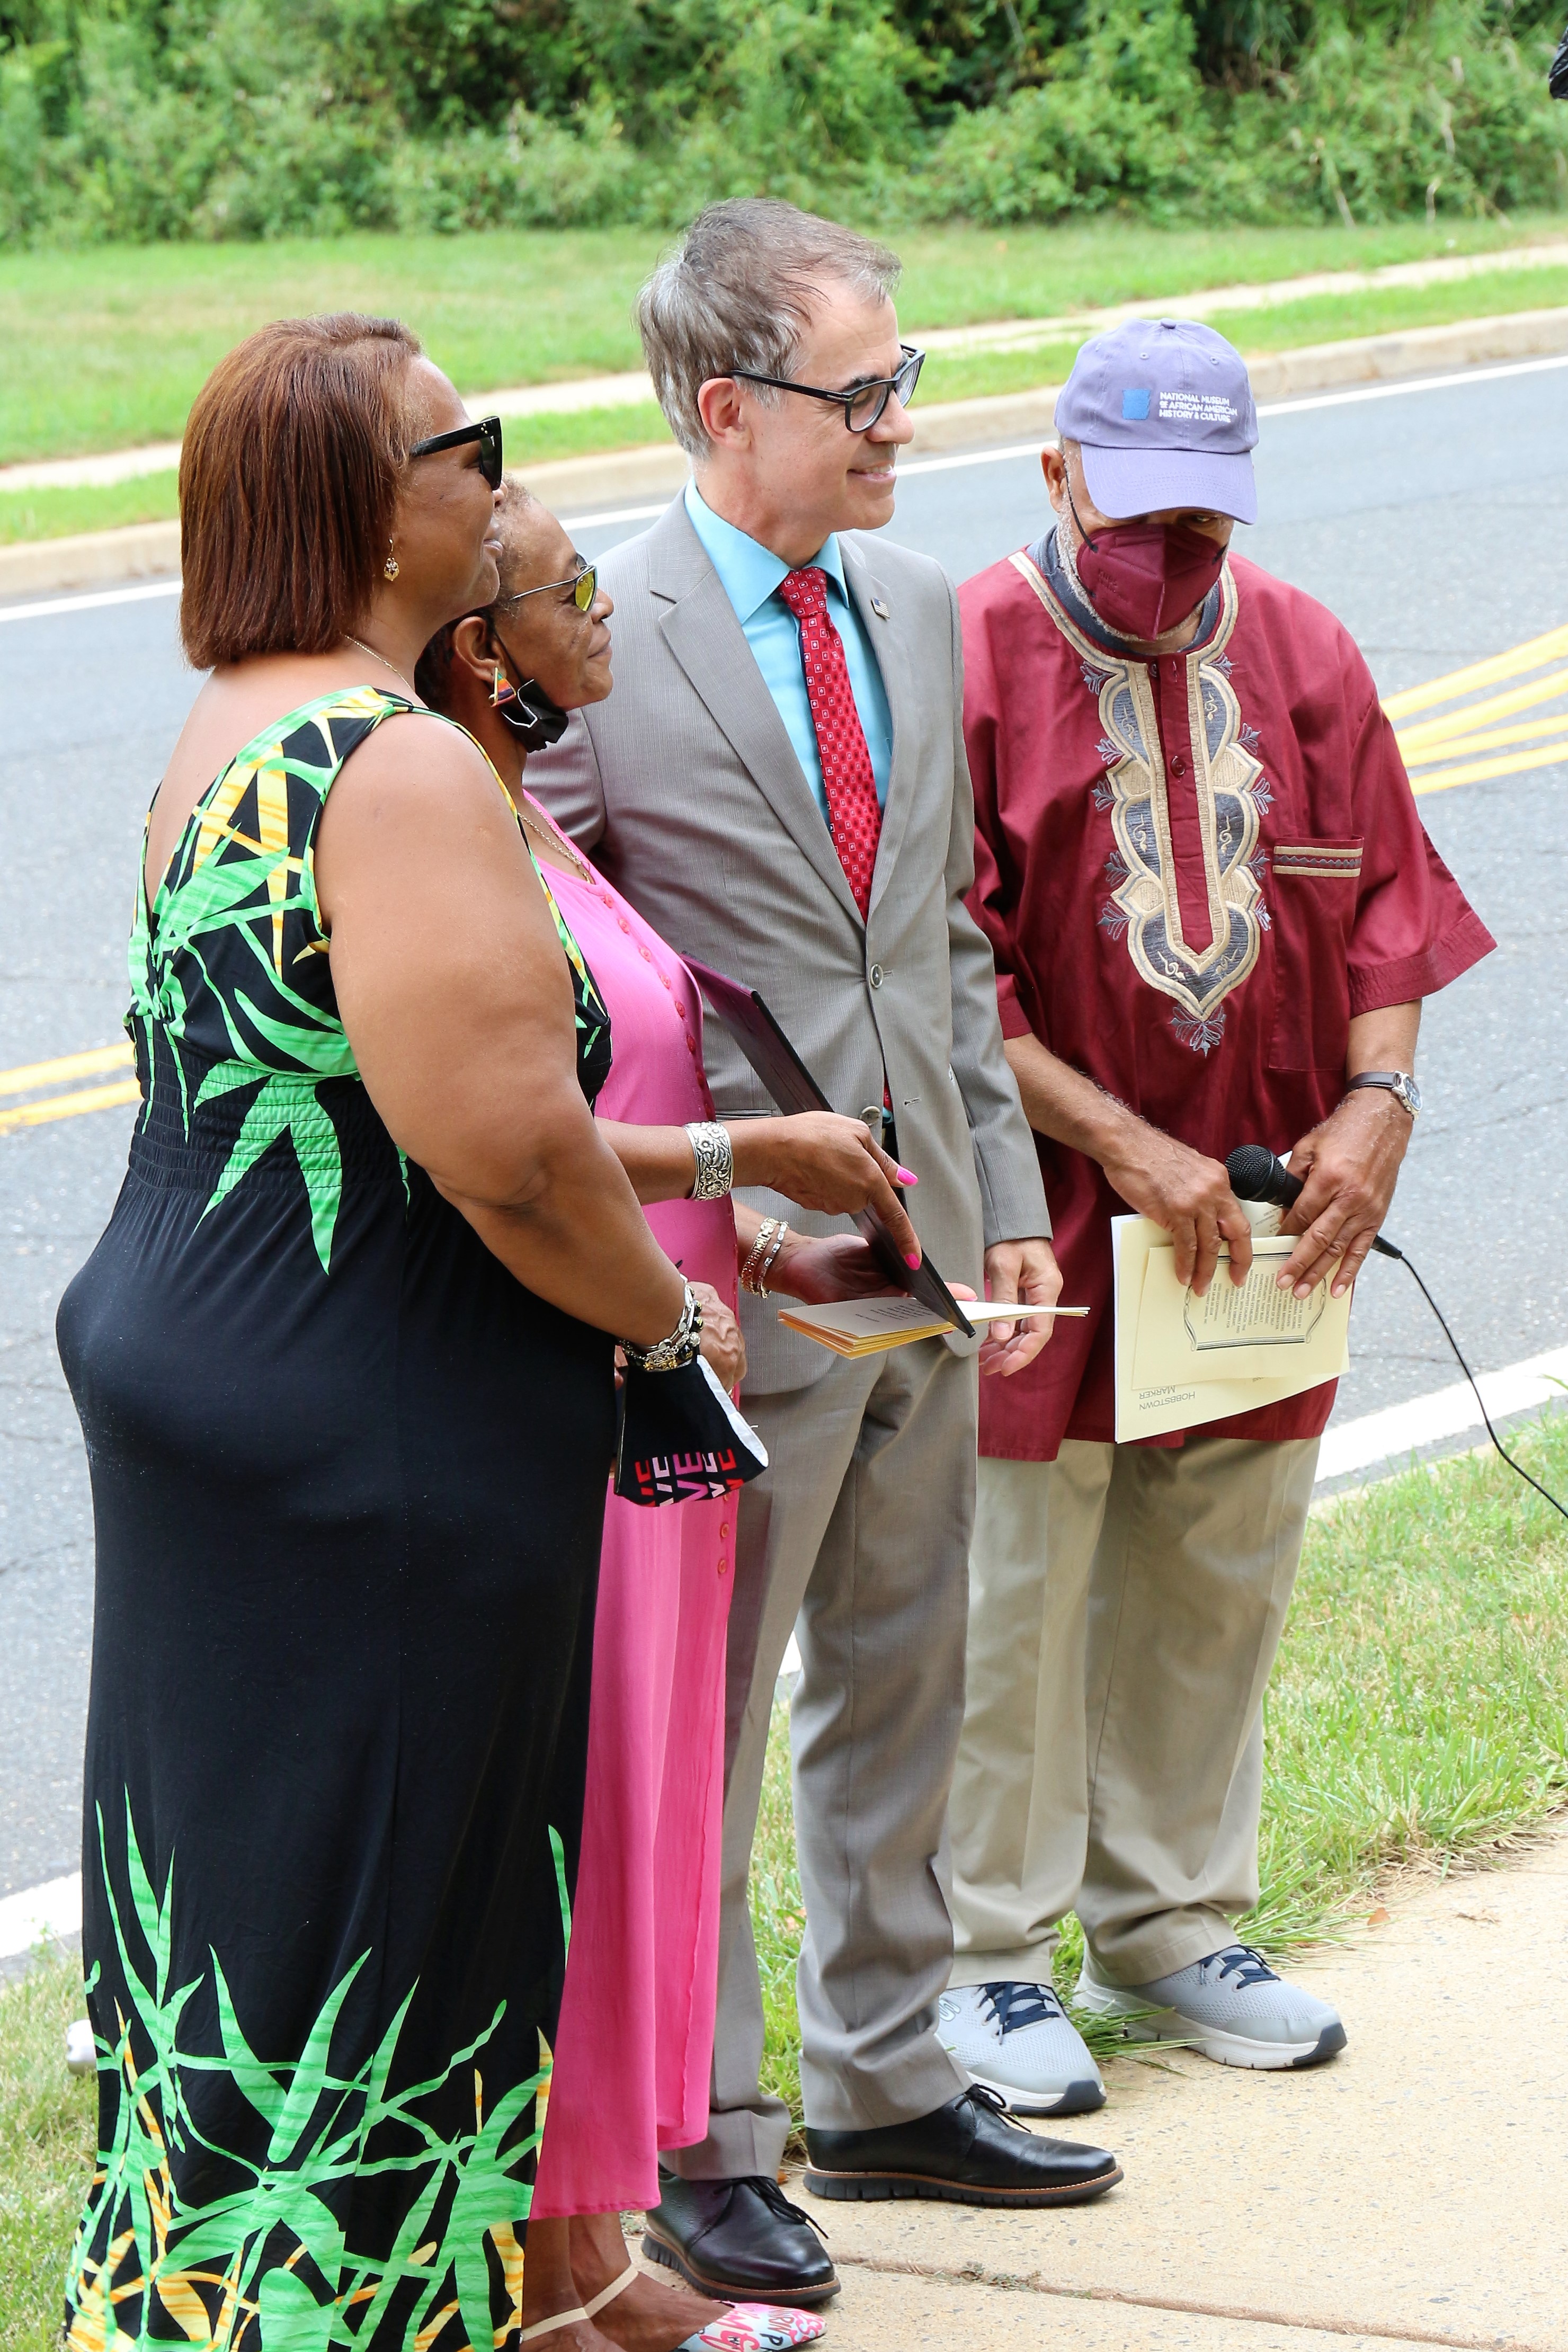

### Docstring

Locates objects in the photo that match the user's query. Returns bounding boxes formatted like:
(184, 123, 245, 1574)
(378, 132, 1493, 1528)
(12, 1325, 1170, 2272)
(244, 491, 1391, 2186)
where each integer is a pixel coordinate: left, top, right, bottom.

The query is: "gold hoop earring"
(384, 544, 399, 582)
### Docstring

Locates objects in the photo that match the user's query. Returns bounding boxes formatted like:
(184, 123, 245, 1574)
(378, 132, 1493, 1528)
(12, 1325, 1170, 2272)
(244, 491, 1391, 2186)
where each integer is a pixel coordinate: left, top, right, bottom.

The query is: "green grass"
(0, 474, 181, 546)
(2, 211, 1564, 467)
(754, 1415, 1568, 2131)
(0, 1953, 95, 2352)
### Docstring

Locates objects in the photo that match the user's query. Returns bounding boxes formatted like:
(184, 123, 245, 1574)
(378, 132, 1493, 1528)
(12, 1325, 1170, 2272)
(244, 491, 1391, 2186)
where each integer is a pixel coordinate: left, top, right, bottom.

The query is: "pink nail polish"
(896, 1166, 919, 1185)
(905, 1252, 921, 1268)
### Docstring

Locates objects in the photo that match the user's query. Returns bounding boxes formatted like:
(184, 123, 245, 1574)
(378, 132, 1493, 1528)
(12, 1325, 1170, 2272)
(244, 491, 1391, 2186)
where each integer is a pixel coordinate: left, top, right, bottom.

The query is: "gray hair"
(637, 199, 902, 459)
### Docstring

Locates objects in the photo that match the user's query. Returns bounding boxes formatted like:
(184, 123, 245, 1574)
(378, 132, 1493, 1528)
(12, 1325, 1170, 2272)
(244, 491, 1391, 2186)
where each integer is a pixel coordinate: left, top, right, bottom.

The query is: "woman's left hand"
(692, 1282, 746, 1388)
(767, 1233, 906, 1305)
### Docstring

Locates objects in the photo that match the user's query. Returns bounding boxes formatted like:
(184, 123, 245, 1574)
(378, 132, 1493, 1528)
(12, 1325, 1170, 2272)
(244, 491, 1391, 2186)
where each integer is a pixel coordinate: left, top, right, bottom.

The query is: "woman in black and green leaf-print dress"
(56, 315, 696, 2352)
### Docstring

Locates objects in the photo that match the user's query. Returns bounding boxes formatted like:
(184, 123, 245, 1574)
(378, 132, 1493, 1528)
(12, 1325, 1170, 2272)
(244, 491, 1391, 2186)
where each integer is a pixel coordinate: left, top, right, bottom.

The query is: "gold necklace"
(344, 634, 416, 696)
(515, 794, 591, 881)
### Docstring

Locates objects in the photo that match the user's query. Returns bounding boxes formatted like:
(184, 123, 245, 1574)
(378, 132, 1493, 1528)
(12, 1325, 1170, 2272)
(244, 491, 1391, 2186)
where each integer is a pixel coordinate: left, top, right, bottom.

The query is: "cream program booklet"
(779, 1297, 1086, 1360)
(1112, 1216, 1349, 1442)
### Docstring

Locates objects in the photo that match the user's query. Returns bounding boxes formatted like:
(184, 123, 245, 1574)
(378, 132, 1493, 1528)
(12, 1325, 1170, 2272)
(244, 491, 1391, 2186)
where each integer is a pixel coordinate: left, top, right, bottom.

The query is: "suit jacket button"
(869, 963, 884, 988)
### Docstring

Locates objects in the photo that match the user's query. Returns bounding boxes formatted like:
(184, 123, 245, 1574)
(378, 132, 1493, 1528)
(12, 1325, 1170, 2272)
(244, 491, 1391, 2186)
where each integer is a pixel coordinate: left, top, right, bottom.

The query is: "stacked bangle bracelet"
(684, 1121, 735, 1201)
(740, 1217, 790, 1298)
(621, 1280, 704, 1373)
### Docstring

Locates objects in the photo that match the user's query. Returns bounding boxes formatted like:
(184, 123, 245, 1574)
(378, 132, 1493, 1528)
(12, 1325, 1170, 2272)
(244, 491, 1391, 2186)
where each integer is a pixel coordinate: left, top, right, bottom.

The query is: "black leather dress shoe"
(803, 2083, 1123, 2206)
(643, 2170, 839, 2307)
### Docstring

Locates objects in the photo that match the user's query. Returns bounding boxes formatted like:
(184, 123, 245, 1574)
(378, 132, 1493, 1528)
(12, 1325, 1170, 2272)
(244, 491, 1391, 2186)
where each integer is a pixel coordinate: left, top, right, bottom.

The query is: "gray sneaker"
(1075, 1943, 1346, 2070)
(937, 1980, 1106, 2115)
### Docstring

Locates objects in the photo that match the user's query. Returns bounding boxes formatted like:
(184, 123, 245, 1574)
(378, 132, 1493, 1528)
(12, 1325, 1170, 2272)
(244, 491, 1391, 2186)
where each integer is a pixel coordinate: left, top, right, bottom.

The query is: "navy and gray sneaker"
(937, 1980, 1106, 2115)
(1075, 1943, 1346, 2070)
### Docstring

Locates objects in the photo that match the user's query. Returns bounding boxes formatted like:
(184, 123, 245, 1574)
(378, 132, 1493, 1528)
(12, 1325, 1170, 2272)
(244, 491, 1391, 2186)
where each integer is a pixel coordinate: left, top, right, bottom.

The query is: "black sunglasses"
(409, 413, 504, 489)
(730, 345, 924, 434)
(496, 556, 597, 613)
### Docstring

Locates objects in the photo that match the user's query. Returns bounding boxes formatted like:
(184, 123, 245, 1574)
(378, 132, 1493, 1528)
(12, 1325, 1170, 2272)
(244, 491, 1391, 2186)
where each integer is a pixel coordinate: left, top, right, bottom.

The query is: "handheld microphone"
(1224, 1145, 1402, 1259)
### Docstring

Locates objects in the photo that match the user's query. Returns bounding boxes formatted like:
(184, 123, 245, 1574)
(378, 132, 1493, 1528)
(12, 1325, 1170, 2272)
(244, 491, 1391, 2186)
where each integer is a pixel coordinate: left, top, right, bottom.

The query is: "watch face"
(1396, 1073, 1422, 1115)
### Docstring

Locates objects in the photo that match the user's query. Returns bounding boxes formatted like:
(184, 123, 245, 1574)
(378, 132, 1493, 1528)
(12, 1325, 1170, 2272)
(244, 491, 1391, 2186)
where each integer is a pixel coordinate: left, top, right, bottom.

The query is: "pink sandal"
(680, 2309, 827, 2352)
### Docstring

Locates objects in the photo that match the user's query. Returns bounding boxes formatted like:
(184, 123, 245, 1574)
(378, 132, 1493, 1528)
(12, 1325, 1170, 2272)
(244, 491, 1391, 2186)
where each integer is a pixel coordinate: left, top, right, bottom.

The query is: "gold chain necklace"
(344, 634, 416, 696)
(514, 795, 592, 881)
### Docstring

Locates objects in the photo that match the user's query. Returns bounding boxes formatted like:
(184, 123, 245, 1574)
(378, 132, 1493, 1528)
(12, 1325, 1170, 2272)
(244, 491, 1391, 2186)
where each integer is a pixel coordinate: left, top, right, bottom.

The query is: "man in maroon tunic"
(937, 320, 1494, 2114)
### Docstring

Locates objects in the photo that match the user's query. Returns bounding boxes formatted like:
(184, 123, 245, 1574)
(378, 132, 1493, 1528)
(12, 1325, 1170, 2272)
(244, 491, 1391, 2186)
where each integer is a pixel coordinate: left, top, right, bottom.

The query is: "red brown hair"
(179, 313, 422, 670)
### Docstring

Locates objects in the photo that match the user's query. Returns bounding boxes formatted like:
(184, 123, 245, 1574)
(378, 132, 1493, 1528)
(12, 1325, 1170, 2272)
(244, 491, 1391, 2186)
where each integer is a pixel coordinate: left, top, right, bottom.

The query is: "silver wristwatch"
(1345, 1070, 1421, 1118)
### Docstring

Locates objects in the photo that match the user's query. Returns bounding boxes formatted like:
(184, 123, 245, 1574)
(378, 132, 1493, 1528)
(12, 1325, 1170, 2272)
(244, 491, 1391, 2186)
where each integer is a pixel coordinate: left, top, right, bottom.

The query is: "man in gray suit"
(529, 199, 1121, 2298)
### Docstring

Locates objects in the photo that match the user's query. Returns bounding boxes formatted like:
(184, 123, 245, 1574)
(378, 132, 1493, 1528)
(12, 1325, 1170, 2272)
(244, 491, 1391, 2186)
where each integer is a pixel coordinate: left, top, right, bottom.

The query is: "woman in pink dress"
(416, 482, 920, 2352)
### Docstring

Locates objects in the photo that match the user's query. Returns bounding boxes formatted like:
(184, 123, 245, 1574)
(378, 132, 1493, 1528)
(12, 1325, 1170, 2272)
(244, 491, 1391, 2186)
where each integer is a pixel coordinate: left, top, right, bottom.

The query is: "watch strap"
(1346, 1071, 1418, 1114)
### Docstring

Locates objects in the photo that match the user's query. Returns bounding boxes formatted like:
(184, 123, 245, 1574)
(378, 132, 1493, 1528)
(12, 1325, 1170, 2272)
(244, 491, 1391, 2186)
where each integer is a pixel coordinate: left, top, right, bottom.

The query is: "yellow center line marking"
(1381, 622, 1568, 721)
(0, 1041, 133, 1098)
(1395, 666, 1568, 756)
(0, 1078, 141, 1135)
(1411, 740, 1568, 796)
(1400, 712, 1568, 764)
(1384, 623, 1568, 794)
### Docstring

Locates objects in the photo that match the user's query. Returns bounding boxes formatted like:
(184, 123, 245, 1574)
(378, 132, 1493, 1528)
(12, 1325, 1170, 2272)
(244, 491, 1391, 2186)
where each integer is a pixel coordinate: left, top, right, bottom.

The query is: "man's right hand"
(1001, 1029, 1251, 1296)
(1100, 1128, 1253, 1295)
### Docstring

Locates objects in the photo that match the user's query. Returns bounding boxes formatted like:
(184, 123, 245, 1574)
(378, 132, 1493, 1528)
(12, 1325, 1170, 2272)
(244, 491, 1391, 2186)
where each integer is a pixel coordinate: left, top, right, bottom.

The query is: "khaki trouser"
(947, 1434, 1318, 1990)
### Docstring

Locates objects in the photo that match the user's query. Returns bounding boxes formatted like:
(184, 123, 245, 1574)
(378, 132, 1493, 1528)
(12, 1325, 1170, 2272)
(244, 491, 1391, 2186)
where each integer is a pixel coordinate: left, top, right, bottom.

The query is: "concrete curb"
(4, 305, 1565, 602)
(0, 518, 184, 598)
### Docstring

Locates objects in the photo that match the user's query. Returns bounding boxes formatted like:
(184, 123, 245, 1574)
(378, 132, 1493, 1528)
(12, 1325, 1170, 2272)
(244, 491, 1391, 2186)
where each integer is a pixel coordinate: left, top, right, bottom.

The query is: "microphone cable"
(1225, 1145, 1568, 1524)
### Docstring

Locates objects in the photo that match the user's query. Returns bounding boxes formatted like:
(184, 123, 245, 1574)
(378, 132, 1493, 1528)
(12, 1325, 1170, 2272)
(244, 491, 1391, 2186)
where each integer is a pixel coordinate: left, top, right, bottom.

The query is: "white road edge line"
(6, 1346, 1564, 1953)
(9, 350, 1568, 627)
(0, 577, 182, 625)
(0, 1868, 81, 1961)
(1316, 1342, 1568, 1482)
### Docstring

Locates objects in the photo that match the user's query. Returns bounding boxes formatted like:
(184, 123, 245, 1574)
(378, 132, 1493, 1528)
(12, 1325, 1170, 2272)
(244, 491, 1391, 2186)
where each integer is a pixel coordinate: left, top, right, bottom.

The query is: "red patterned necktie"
(777, 565, 881, 919)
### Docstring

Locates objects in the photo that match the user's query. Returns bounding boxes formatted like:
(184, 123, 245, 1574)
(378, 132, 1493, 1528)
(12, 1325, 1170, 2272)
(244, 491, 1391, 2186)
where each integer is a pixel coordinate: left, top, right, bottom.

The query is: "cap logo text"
(1158, 390, 1239, 423)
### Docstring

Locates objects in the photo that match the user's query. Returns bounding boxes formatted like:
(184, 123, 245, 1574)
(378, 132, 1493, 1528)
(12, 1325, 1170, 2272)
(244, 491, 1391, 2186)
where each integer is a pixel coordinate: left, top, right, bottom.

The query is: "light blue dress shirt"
(683, 479, 893, 820)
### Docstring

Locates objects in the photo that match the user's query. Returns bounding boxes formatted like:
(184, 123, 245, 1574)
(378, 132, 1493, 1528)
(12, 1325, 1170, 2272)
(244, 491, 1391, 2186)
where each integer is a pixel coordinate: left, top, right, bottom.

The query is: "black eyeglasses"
(496, 556, 597, 613)
(409, 414, 504, 489)
(730, 345, 924, 434)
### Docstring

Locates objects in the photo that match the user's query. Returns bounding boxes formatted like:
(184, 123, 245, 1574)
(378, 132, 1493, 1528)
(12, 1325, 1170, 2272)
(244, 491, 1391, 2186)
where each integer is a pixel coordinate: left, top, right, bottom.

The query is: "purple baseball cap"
(1055, 318, 1258, 524)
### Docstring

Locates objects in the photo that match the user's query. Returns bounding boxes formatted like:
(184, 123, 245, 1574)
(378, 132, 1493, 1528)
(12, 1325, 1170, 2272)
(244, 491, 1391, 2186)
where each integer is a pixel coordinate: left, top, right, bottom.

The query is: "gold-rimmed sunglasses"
(496, 556, 598, 613)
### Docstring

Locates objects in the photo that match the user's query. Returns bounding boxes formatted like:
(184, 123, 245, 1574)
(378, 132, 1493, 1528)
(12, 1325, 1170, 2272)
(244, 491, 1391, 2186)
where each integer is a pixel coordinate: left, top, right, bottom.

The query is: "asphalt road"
(2, 357, 1565, 1901)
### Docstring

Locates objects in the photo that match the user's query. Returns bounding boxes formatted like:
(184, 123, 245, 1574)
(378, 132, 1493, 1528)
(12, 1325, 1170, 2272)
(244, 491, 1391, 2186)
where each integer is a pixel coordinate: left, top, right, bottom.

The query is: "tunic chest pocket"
(1267, 839, 1363, 1073)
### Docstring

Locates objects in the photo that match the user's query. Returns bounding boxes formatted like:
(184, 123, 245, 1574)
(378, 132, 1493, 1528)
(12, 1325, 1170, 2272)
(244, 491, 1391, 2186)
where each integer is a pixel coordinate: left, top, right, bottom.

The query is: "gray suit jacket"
(528, 495, 1048, 1394)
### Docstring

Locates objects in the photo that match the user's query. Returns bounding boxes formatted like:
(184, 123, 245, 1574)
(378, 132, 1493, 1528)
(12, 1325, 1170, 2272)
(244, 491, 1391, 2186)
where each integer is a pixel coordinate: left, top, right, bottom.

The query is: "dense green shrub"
(922, 0, 1217, 222)
(1, 0, 1564, 243)
(923, 0, 1568, 222)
